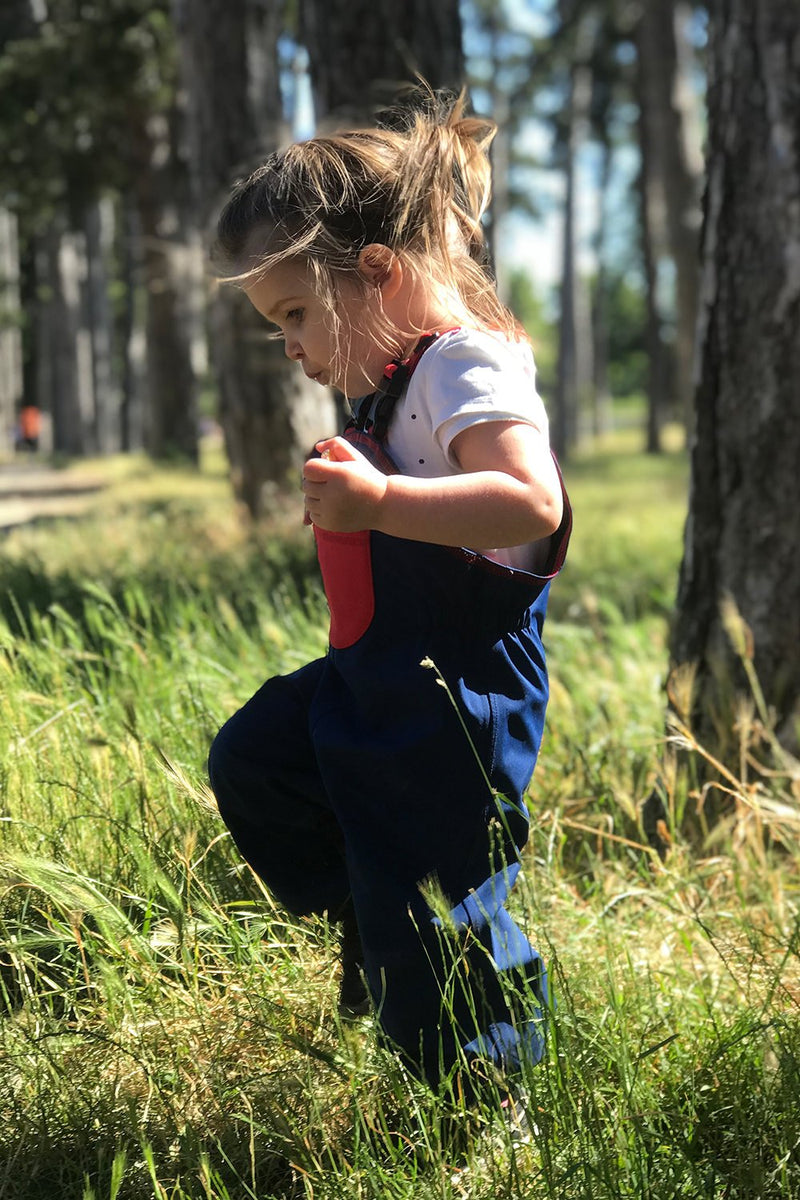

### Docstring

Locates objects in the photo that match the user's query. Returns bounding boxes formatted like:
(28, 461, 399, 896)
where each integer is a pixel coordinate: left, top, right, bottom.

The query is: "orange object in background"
(17, 405, 41, 451)
(19, 406, 41, 441)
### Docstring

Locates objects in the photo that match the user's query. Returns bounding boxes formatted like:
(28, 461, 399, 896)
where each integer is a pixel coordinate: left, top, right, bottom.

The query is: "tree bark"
(669, 2, 705, 428)
(117, 198, 146, 453)
(0, 207, 23, 453)
(299, 0, 465, 125)
(635, 0, 702, 431)
(553, 25, 594, 459)
(670, 0, 800, 759)
(482, 10, 511, 301)
(590, 130, 613, 439)
(35, 218, 93, 456)
(128, 105, 199, 464)
(174, 0, 331, 515)
(635, 131, 670, 455)
(84, 197, 121, 455)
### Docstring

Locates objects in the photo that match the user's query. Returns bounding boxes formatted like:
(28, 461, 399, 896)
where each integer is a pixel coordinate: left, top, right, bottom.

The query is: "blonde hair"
(213, 88, 522, 365)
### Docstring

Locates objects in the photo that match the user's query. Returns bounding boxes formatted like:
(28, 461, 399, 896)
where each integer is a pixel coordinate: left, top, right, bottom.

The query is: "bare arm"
(302, 420, 563, 547)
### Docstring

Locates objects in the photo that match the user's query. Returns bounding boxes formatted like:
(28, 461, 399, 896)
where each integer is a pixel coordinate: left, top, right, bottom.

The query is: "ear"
(357, 243, 403, 300)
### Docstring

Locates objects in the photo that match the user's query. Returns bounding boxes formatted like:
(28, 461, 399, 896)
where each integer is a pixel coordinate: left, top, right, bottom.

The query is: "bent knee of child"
(206, 716, 246, 812)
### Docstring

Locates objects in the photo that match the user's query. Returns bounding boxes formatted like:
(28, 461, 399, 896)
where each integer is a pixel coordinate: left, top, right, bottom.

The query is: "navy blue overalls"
(209, 332, 572, 1089)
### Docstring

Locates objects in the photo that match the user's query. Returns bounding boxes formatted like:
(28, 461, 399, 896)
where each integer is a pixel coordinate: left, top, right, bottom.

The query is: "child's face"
(246, 261, 393, 399)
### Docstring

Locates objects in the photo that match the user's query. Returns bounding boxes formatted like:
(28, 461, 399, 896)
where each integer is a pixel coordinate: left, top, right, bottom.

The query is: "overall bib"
(209, 333, 572, 1088)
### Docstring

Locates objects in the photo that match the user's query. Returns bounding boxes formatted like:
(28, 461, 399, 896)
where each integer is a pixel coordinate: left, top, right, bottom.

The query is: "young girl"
(208, 90, 571, 1096)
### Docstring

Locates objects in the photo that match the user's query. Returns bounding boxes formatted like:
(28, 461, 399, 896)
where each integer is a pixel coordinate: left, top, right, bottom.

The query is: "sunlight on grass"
(1, 432, 799, 1199)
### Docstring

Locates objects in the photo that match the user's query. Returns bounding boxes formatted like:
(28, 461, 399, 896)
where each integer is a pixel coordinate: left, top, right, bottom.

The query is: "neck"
(387, 270, 463, 357)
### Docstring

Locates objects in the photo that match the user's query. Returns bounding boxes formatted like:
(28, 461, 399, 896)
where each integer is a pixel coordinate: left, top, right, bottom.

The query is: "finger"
(314, 436, 362, 463)
(302, 473, 324, 496)
(303, 458, 339, 483)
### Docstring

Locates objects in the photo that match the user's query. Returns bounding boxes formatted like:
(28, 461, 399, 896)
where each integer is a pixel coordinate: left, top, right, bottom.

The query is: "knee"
(207, 715, 245, 817)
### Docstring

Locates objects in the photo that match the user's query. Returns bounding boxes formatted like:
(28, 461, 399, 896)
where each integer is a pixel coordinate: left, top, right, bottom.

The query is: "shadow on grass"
(0, 508, 320, 644)
(0, 1127, 297, 1200)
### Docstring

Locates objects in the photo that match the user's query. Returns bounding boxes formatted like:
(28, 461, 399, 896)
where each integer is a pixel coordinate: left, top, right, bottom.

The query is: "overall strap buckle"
(349, 332, 442, 442)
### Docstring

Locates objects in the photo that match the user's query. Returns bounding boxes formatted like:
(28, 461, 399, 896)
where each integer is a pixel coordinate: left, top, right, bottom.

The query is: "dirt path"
(0, 462, 106, 532)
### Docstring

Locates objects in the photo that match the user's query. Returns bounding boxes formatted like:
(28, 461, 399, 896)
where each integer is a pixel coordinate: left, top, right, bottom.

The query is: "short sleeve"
(411, 329, 550, 469)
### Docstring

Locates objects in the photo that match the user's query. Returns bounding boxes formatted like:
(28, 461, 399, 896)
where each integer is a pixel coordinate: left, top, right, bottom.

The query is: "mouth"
(306, 370, 327, 385)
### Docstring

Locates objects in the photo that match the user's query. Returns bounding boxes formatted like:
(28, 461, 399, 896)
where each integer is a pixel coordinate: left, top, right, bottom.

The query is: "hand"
(302, 437, 388, 532)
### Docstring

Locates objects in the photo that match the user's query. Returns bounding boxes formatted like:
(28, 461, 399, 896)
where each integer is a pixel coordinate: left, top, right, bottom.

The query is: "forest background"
(0, 0, 705, 475)
(0, 1, 799, 1198)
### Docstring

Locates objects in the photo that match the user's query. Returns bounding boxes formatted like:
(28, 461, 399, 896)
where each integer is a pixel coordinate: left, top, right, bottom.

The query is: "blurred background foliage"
(0, 0, 705, 481)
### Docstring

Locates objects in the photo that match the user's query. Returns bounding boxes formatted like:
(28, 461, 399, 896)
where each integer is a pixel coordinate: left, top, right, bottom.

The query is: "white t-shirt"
(378, 327, 553, 573)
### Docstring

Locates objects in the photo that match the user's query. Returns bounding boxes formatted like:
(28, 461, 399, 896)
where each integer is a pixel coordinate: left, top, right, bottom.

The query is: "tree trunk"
(128, 105, 199, 463)
(635, 0, 702, 431)
(668, 2, 704, 429)
(635, 142, 669, 455)
(116, 199, 146, 453)
(553, 31, 594, 459)
(590, 131, 613, 438)
(670, 0, 800, 761)
(0, 207, 23, 454)
(84, 197, 121, 455)
(299, 0, 465, 125)
(35, 218, 93, 456)
(483, 13, 511, 301)
(553, 136, 578, 461)
(174, 0, 331, 515)
(635, 3, 672, 453)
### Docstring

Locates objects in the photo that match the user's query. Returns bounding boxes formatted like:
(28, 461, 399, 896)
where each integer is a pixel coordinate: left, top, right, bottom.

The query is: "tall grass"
(1, 437, 799, 1198)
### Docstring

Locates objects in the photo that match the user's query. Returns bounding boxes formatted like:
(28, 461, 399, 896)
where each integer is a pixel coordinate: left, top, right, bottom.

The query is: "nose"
(284, 335, 303, 362)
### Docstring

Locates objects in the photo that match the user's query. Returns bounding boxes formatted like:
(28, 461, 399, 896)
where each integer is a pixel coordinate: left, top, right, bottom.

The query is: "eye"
(285, 307, 305, 324)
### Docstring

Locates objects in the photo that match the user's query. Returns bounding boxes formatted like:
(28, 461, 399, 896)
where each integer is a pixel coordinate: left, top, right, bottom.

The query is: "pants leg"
(208, 658, 350, 917)
(309, 665, 533, 1086)
(310, 625, 550, 1087)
